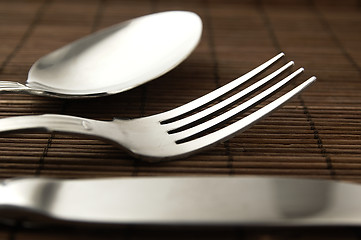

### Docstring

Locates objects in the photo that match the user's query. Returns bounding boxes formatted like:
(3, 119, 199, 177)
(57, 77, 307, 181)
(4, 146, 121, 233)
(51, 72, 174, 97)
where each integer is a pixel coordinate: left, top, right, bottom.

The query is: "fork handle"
(0, 114, 118, 143)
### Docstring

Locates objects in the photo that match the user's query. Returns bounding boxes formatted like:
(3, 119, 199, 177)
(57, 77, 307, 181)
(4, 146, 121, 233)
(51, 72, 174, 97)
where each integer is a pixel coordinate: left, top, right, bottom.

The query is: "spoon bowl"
(0, 11, 202, 98)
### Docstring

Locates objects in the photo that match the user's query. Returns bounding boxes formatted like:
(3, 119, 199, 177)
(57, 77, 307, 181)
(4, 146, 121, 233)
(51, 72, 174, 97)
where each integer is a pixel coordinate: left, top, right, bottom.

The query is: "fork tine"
(172, 68, 305, 142)
(158, 53, 285, 122)
(177, 76, 316, 154)
(165, 61, 294, 132)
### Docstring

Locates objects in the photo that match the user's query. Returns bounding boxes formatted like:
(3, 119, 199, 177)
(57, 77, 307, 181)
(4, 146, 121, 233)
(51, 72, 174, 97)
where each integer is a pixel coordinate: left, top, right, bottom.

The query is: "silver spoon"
(0, 11, 202, 98)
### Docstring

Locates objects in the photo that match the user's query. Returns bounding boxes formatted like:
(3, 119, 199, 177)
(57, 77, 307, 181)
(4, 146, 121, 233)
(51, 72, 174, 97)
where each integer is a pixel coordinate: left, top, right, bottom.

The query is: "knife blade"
(0, 176, 360, 226)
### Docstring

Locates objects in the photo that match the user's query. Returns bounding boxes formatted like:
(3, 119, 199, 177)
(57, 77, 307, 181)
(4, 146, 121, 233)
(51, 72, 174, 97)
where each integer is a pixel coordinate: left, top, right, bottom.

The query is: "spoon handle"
(0, 81, 30, 92)
(0, 114, 120, 145)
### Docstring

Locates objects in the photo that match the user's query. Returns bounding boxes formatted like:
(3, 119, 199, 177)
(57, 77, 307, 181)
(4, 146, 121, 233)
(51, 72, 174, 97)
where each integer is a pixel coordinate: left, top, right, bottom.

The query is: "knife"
(0, 176, 360, 226)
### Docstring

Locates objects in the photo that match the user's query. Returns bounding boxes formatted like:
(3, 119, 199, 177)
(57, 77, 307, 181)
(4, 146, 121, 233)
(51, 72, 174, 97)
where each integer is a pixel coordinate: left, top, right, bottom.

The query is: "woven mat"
(0, 0, 361, 239)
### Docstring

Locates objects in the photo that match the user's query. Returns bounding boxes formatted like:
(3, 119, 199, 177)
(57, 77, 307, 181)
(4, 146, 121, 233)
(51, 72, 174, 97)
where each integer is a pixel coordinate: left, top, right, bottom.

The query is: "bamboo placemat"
(0, 0, 361, 239)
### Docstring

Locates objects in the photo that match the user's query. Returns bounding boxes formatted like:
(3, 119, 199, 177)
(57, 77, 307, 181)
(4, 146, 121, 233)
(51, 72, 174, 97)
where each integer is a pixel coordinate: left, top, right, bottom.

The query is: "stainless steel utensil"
(0, 176, 360, 226)
(0, 53, 315, 161)
(0, 11, 202, 98)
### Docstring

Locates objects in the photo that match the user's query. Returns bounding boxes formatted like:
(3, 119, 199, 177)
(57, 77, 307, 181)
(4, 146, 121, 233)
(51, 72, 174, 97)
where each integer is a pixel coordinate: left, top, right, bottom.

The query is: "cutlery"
(0, 11, 202, 98)
(0, 176, 360, 226)
(0, 53, 316, 161)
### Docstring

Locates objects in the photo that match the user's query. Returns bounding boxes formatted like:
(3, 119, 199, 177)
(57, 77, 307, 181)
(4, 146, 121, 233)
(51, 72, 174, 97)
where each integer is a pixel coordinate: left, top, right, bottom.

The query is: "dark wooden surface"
(0, 0, 361, 239)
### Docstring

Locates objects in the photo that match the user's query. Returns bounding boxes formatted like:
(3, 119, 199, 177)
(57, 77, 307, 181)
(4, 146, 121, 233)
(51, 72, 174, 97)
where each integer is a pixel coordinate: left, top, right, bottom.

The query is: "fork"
(0, 53, 316, 161)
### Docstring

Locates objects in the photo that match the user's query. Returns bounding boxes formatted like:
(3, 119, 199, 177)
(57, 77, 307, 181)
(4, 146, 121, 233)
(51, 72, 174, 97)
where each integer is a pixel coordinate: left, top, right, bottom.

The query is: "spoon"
(0, 11, 202, 98)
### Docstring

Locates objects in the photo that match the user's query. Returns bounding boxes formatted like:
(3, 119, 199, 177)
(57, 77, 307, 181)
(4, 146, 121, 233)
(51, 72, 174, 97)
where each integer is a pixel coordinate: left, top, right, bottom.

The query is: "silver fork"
(0, 53, 316, 161)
